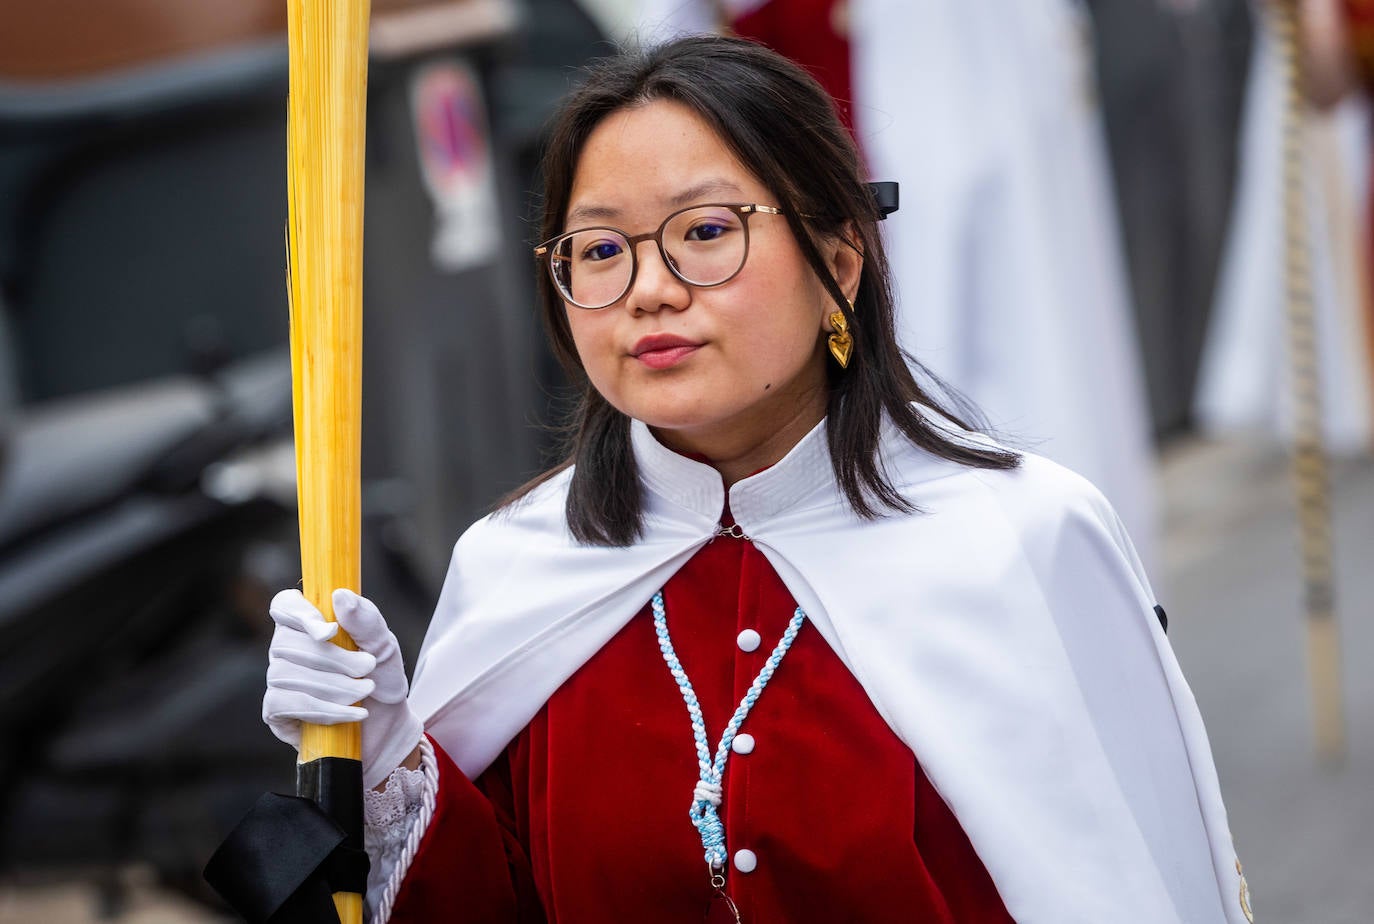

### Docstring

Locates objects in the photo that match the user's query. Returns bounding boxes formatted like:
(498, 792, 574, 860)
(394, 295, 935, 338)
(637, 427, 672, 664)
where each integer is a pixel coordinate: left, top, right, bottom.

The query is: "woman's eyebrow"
(667, 179, 744, 207)
(565, 203, 620, 226)
(565, 179, 747, 227)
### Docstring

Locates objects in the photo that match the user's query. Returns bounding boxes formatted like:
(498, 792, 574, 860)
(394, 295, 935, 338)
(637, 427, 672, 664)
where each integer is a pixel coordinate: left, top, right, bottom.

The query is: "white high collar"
(629, 416, 834, 529)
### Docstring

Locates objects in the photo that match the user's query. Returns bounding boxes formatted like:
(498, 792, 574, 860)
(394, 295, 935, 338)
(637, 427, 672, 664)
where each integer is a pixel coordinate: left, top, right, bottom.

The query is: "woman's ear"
(822, 221, 865, 306)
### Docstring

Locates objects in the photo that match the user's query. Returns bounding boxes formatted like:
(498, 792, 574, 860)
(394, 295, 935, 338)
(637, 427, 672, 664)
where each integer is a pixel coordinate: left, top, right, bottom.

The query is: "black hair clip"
(867, 181, 899, 220)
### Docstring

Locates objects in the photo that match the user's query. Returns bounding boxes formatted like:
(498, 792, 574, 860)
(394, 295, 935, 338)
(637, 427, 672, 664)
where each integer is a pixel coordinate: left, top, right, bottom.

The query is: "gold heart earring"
(827, 299, 854, 369)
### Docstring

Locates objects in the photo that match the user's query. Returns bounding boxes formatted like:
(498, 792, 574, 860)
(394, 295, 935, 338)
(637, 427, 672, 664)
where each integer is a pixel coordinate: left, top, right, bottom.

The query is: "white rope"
(376, 737, 438, 924)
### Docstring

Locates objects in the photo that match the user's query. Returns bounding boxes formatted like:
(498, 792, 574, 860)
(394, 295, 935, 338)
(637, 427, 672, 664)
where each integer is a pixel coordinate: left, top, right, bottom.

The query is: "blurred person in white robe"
(1197, 0, 1374, 452)
(631, 0, 1159, 571)
(851, 0, 1158, 571)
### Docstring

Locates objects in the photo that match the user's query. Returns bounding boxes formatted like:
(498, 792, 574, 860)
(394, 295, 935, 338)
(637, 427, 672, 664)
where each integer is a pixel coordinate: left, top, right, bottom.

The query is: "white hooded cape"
(408, 411, 1248, 923)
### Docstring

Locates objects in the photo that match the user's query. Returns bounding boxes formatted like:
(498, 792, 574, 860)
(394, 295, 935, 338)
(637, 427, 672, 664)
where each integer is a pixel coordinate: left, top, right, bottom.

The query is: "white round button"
(733, 849, 758, 874)
(737, 629, 761, 653)
(731, 733, 755, 755)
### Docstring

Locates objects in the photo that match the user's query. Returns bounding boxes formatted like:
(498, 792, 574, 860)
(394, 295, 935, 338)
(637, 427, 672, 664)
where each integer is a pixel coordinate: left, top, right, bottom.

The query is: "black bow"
(204, 758, 369, 923)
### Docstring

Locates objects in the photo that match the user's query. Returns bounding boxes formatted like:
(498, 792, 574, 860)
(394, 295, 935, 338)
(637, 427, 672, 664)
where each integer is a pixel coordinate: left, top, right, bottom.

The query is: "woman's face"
(561, 99, 860, 465)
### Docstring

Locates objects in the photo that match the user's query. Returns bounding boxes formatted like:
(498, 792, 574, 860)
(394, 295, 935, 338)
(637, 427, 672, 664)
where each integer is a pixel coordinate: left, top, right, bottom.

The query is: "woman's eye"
(581, 240, 623, 262)
(686, 222, 729, 242)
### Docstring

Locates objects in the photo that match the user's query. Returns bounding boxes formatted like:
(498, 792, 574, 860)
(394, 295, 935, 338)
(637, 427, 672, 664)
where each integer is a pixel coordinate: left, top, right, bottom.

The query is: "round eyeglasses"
(533, 203, 785, 310)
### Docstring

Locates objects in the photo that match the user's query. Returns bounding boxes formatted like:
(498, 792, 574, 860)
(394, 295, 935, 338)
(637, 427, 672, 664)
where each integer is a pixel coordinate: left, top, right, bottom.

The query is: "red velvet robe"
(388, 519, 1013, 922)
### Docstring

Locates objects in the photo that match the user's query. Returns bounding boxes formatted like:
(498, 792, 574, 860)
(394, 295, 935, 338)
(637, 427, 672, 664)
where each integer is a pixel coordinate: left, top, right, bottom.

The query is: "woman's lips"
(636, 345, 699, 369)
(632, 335, 702, 370)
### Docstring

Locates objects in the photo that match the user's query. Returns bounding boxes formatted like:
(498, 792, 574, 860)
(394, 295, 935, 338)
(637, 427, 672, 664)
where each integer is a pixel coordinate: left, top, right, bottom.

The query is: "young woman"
(263, 36, 1253, 923)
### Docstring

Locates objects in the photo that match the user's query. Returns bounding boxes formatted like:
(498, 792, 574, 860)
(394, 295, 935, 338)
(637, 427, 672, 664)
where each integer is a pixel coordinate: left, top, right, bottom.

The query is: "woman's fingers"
(263, 688, 369, 734)
(269, 628, 378, 677)
(271, 588, 398, 665)
(331, 589, 395, 656)
(266, 661, 377, 705)
(269, 589, 339, 642)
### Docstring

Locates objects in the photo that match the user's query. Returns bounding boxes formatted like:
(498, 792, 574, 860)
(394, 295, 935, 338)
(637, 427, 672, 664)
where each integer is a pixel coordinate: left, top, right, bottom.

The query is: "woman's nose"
(624, 239, 690, 314)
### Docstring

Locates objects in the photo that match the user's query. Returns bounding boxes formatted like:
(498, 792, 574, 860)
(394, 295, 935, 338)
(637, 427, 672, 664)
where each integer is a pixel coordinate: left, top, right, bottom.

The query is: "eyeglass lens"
(551, 206, 748, 308)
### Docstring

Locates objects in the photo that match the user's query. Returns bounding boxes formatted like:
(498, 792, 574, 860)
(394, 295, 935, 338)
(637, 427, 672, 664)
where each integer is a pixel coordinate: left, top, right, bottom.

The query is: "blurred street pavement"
(1162, 435, 1374, 924)
(0, 866, 224, 923)
(1, 431, 1370, 922)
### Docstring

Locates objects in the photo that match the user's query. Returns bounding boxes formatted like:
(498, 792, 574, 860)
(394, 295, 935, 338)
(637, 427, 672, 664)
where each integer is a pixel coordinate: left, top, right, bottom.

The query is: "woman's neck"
(649, 388, 827, 489)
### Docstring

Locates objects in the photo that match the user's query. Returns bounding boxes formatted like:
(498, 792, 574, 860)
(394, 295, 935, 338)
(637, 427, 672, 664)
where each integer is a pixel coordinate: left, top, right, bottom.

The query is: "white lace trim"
(367, 736, 438, 923)
(364, 765, 427, 829)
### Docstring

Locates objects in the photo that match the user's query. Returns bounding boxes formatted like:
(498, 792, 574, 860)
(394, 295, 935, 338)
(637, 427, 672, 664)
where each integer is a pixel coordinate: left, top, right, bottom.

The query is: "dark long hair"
(509, 35, 1018, 545)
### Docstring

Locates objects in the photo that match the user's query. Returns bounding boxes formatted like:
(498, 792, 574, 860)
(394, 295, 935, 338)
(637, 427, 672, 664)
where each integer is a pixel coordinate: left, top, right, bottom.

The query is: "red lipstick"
(631, 333, 702, 370)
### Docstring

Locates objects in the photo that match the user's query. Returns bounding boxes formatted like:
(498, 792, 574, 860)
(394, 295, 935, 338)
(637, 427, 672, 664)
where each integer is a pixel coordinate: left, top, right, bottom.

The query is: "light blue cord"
(652, 589, 806, 872)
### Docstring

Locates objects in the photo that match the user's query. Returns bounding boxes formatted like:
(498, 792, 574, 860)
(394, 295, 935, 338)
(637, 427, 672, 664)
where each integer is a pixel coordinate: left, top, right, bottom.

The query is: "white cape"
(409, 411, 1249, 923)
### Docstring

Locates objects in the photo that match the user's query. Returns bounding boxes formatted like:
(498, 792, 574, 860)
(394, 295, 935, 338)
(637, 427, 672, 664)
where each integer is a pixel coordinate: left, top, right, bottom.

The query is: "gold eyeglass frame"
(533, 202, 785, 309)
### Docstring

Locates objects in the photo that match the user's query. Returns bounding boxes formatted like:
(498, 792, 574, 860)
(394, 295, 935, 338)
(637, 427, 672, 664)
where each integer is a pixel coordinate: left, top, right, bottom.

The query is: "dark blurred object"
(0, 333, 299, 904)
(1084, 0, 1254, 439)
(362, 0, 610, 587)
(0, 0, 609, 908)
(0, 55, 289, 402)
(0, 0, 516, 407)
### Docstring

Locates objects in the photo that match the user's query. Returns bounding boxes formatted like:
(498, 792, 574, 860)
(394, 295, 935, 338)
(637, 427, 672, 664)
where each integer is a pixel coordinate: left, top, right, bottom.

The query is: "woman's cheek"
(589, 350, 631, 410)
(567, 322, 610, 383)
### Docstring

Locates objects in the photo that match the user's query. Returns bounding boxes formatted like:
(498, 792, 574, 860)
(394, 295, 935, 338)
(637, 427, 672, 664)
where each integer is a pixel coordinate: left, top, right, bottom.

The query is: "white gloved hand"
(263, 588, 424, 790)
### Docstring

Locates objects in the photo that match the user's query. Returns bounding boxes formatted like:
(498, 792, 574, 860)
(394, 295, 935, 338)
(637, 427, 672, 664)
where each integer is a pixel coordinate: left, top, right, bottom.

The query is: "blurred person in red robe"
(1320, 0, 1374, 423)
(1305, 0, 1374, 293)
(635, 0, 855, 130)
(1303, 0, 1373, 103)
(261, 36, 1252, 924)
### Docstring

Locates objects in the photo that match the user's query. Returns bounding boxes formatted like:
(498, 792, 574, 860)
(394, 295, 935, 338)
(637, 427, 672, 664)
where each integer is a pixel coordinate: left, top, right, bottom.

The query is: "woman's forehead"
(565, 100, 765, 222)
(565, 177, 747, 227)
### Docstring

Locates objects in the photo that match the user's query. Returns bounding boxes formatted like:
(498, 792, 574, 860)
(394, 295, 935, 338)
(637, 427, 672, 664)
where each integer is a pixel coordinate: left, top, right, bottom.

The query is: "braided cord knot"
(693, 779, 724, 807)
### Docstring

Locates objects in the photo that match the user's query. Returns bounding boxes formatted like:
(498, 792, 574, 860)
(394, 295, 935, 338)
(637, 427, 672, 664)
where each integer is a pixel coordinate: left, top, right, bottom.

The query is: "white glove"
(263, 588, 424, 790)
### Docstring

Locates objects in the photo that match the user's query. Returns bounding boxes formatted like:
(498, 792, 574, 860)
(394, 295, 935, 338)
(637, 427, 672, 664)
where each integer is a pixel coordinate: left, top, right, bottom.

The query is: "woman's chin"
(641, 415, 712, 439)
(616, 395, 723, 437)
(639, 414, 729, 452)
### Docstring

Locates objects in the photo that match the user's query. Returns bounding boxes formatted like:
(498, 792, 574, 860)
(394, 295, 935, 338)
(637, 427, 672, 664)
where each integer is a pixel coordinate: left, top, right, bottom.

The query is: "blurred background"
(0, 0, 1370, 920)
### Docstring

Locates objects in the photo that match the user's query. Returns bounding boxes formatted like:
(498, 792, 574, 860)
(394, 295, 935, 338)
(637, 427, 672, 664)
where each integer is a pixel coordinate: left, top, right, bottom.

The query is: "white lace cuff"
(365, 762, 427, 829)
(363, 737, 438, 923)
